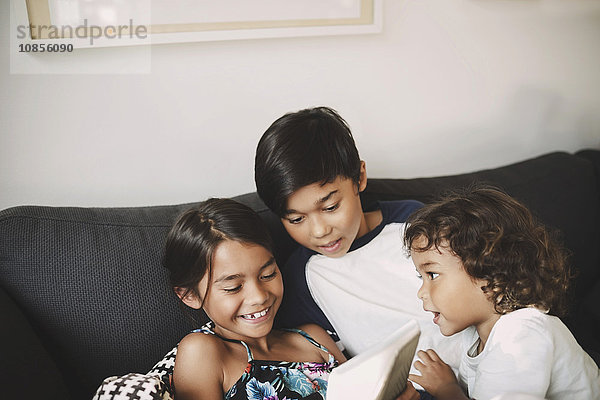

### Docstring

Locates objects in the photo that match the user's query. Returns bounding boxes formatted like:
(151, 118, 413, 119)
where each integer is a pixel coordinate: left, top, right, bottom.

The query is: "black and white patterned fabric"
(92, 373, 171, 400)
(93, 346, 178, 400)
(148, 346, 178, 383)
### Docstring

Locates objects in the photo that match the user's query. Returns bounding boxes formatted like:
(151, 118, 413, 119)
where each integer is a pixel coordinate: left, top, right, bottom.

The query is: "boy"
(254, 107, 461, 368)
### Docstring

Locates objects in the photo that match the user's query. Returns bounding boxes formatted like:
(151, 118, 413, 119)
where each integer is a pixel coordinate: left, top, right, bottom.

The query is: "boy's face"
(282, 163, 368, 258)
(411, 237, 498, 338)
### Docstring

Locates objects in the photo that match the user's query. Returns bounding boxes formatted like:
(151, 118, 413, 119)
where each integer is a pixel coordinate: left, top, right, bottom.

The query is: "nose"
(417, 283, 427, 300)
(310, 215, 331, 239)
(246, 281, 269, 306)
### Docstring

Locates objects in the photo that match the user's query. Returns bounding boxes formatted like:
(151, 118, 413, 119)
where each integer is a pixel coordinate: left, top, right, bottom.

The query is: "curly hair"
(404, 186, 572, 316)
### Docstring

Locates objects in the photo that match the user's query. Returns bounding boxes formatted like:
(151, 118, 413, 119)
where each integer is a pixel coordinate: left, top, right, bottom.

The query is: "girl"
(403, 187, 600, 400)
(163, 198, 347, 400)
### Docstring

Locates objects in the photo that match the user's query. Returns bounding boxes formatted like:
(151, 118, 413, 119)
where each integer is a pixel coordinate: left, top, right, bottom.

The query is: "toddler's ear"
(174, 287, 202, 309)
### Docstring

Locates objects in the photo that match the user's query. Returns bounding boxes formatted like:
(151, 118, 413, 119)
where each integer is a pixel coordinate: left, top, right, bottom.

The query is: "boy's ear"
(174, 287, 203, 309)
(358, 160, 368, 192)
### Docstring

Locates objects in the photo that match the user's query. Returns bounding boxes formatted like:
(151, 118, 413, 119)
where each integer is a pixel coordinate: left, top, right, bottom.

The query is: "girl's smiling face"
(411, 236, 499, 340)
(181, 240, 283, 342)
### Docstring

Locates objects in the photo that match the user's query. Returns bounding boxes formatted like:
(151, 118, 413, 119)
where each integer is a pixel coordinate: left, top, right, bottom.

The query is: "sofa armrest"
(0, 286, 69, 400)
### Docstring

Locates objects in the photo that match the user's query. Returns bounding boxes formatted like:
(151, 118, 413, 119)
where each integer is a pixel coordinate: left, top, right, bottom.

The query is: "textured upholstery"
(1, 150, 598, 399)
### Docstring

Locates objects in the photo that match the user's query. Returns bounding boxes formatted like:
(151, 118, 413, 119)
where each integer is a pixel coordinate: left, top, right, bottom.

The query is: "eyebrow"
(416, 261, 438, 270)
(285, 190, 338, 215)
(213, 257, 276, 284)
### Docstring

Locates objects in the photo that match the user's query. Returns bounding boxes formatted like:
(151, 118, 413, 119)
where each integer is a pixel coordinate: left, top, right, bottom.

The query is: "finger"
(412, 360, 424, 372)
(424, 348, 441, 361)
(416, 349, 432, 363)
(408, 373, 423, 386)
(403, 381, 420, 400)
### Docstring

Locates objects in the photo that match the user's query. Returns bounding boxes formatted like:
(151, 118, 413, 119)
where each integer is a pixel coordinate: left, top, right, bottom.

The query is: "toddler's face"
(411, 237, 497, 337)
(281, 173, 368, 258)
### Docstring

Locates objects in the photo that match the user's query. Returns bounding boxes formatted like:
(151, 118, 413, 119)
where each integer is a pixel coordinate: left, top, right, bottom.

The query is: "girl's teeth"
(243, 309, 268, 319)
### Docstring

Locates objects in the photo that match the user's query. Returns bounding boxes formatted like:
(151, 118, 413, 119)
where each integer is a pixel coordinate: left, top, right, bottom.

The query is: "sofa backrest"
(1, 150, 598, 399)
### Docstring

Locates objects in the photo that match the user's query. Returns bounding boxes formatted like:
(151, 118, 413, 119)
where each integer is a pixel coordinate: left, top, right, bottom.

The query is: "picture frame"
(20, 0, 382, 48)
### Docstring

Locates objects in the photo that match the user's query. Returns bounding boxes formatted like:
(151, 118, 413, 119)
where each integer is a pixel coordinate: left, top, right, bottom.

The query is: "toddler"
(404, 186, 600, 399)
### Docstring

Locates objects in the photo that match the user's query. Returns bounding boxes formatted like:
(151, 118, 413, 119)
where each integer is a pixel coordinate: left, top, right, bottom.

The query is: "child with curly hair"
(403, 186, 599, 400)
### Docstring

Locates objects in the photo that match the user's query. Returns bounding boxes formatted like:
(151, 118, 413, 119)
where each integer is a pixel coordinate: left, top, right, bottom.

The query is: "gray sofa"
(1, 149, 599, 399)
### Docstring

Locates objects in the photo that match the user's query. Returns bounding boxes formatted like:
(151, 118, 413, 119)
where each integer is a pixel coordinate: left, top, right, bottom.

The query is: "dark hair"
(255, 106, 361, 217)
(404, 186, 572, 316)
(163, 198, 274, 309)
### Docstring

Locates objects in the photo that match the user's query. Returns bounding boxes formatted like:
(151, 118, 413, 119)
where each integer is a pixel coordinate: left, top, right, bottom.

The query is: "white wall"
(1, 0, 599, 209)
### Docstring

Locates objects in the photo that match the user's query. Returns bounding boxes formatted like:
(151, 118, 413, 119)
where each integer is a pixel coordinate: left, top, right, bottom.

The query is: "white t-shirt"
(458, 308, 600, 400)
(306, 222, 463, 370)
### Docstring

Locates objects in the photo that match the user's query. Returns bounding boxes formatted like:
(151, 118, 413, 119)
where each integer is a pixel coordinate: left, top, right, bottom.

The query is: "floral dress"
(195, 323, 338, 400)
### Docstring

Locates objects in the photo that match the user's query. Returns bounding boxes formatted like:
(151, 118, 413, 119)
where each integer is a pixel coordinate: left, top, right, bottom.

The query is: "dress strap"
(283, 328, 336, 363)
(191, 320, 216, 335)
(192, 321, 253, 362)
